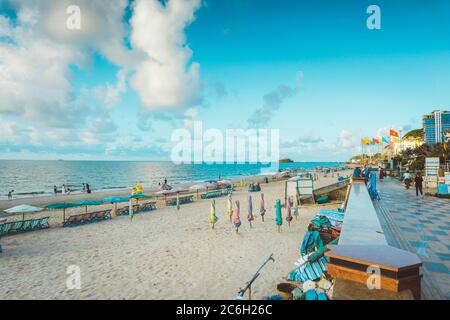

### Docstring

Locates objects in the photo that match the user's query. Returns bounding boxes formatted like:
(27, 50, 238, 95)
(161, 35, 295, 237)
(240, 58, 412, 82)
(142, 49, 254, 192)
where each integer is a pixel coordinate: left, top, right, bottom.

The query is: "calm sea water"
(0, 161, 344, 200)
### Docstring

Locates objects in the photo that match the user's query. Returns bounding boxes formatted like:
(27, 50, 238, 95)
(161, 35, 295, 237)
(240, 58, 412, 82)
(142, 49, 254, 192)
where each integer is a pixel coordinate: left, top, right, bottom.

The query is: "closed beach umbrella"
(286, 199, 293, 226)
(234, 200, 241, 233)
(209, 199, 218, 229)
(247, 195, 254, 228)
(176, 192, 180, 211)
(260, 193, 266, 222)
(5, 204, 43, 221)
(275, 199, 283, 232)
(227, 194, 233, 223)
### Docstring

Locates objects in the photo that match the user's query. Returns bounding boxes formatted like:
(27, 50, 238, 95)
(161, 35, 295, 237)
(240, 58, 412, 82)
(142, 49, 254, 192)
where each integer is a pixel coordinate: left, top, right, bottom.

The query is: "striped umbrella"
(209, 199, 218, 229)
(247, 195, 254, 228)
(227, 194, 233, 223)
(234, 200, 241, 234)
(275, 199, 283, 232)
(260, 193, 266, 222)
(286, 199, 293, 227)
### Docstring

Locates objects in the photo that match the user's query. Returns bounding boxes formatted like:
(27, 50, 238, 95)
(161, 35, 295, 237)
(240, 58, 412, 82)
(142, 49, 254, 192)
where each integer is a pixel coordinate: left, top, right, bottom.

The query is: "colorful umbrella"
(234, 200, 241, 233)
(260, 193, 266, 222)
(209, 199, 218, 229)
(247, 195, 254, 228)
(275, 199, 283, 232)
(227, 194, 233, 223)
(286, 199, 293, 226)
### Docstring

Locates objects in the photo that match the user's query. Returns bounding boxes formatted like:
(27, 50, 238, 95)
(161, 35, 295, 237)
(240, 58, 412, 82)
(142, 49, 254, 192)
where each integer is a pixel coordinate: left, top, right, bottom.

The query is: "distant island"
(278, 158, 294, 163)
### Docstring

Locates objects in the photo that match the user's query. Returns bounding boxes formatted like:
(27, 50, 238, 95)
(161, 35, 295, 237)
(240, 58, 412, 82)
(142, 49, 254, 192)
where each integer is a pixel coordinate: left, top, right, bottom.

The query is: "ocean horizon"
(0, 160, 345, 200)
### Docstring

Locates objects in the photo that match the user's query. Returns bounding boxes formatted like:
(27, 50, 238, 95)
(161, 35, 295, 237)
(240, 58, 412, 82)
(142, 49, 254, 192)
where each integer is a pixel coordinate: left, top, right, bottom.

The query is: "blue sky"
(0, 0, 449, 161)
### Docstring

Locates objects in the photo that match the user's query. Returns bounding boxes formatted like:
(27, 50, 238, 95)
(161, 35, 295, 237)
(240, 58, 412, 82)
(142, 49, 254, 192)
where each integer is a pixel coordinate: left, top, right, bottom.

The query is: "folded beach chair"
(38, 217, 50, 229)
(11, 221, 24, 233)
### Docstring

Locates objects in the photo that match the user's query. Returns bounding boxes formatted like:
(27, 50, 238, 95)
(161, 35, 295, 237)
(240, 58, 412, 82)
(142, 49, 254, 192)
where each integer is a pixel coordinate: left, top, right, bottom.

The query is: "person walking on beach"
(62, 184, 66, 195)
(53, 185, 57, 195)
(7, 190, 14, 200)
(415, 173, 424, 196)
(86, 183, 91, 194)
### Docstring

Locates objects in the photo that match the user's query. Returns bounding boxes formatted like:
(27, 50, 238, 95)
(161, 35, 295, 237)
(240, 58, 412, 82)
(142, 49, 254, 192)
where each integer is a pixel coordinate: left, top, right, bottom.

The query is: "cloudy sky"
(1, 0, 449, 161)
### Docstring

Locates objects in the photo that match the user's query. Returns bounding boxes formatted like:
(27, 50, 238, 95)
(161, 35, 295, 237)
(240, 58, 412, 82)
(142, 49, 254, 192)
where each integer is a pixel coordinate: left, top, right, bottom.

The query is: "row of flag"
(361, 129, 400, 146)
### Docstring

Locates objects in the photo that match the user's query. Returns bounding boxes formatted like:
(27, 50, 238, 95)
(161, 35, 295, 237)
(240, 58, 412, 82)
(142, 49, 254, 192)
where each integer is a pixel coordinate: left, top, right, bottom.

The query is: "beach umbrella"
(176, 192, 180, 211)
(190, 184, 207, 199)
(234, 200, 241, 233)
(102, 196, 129, 216)
(247, 195, 254, 228)
(260, 193, 266, 222)
(227, 194, 233, 223)
(209, 199, 218, 229)
(217, 180, 231, 187)
(292, 196, 299, 221)
(5, 204, 43, 221)
(46, 202, 79, 223)
(129, 194, 152, 200)
(73, 200, 103, 214)
(286, 199, 293, 227)
(205, 182, 218, 190)
(275, 199, 283, 232)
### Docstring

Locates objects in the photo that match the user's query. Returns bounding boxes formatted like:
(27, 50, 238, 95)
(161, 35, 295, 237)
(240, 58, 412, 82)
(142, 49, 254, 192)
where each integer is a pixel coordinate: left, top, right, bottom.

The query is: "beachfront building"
(422, 110, 450, 144)
(383, 129, 424, 158)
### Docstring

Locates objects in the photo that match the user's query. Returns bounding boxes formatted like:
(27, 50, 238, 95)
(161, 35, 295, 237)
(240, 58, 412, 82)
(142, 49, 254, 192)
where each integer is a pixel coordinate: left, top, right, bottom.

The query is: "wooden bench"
(165, 196, 193, 207)
(64, 210, 111, 227)
(0, 217, 50, 236)
(116, 202, 156, 216)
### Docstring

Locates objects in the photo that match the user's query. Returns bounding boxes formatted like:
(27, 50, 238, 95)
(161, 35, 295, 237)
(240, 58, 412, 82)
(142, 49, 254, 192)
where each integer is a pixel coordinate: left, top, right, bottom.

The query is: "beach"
(0, 171, 349, 300)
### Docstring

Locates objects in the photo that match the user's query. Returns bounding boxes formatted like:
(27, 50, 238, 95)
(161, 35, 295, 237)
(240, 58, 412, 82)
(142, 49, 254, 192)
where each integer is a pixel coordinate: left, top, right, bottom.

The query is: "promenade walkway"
(374, 177, 450, 300)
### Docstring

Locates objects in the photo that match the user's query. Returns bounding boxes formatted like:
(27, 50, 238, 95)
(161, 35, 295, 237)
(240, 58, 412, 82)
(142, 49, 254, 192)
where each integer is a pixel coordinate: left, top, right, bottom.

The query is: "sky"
(0, 0, 449, 162)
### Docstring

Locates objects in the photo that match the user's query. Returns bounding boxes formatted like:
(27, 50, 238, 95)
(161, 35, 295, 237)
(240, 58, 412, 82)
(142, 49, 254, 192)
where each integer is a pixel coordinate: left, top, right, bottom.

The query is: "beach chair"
(11, 221, 24, 233)
(38, 217, 50, 229)
(139, 202, 157, 212)
(117, 207, 129, 216)
(22, 219, 33, 232)
(1, 222, 12, 235)
(64, 215, 77, 227)
(81, 213, 91, 224)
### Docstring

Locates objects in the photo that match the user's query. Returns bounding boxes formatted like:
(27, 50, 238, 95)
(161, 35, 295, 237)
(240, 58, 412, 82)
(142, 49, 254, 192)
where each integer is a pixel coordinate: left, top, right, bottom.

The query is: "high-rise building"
(422, 110, 450, 144)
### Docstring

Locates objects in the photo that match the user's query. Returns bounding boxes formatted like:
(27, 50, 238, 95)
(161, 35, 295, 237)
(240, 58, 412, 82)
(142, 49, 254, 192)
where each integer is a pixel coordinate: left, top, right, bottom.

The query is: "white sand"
(0, 173, 347, 300)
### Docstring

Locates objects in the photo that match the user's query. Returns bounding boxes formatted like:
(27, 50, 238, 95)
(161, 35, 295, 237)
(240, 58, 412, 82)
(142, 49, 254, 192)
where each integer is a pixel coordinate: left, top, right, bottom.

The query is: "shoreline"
(0, 165, 348, 211)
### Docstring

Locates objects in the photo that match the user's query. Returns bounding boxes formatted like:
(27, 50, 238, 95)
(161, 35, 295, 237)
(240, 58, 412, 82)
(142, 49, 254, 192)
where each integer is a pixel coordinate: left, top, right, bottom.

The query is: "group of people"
(353, 165, 424, 197)
(158, 178, 172, 191)
(403, 171, 424, 196)
(53, 183, 91, 196)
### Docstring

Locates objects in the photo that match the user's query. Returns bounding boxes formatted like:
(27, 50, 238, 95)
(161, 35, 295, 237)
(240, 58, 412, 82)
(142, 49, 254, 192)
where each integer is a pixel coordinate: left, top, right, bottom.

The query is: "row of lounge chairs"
(63, 210, 112, 227)
(201, 187, 232, 199)
(0, 217, 50, 236)
(165, 195, 194, 206)
(116, 201, 157, 216)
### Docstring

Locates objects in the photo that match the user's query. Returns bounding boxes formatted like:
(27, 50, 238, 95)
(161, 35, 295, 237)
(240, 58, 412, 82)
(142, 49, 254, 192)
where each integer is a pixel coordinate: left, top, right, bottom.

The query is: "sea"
(0, 160, 345, 200)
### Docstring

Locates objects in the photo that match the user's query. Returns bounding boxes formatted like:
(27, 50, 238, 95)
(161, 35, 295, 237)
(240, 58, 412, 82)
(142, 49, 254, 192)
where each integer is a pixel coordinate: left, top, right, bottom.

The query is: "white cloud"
(129, 0, 201, 109)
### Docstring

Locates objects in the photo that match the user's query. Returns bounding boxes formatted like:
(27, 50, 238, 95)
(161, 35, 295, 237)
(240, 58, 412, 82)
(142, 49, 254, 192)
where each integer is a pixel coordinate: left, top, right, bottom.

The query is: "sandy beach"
(0, 172, 349, 300)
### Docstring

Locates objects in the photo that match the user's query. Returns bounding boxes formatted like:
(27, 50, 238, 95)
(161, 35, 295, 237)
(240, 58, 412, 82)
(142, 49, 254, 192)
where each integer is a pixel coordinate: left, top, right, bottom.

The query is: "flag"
(370, 141, 375, 145)
(361, 138, 370, 145)
(390, 129, 399, 137)
(382, 137, 389, 144)
(372, 138, 380, 144)
(392, 137, 399, 143)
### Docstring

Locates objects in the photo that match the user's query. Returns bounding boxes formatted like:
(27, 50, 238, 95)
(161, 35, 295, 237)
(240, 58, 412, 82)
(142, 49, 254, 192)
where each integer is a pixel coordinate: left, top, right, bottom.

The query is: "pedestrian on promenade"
(415, 173, 423, 196)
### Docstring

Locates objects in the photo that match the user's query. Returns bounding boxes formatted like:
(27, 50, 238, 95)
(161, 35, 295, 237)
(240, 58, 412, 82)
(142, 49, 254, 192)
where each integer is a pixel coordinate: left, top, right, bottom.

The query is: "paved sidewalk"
(374, 177, 450, 300)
